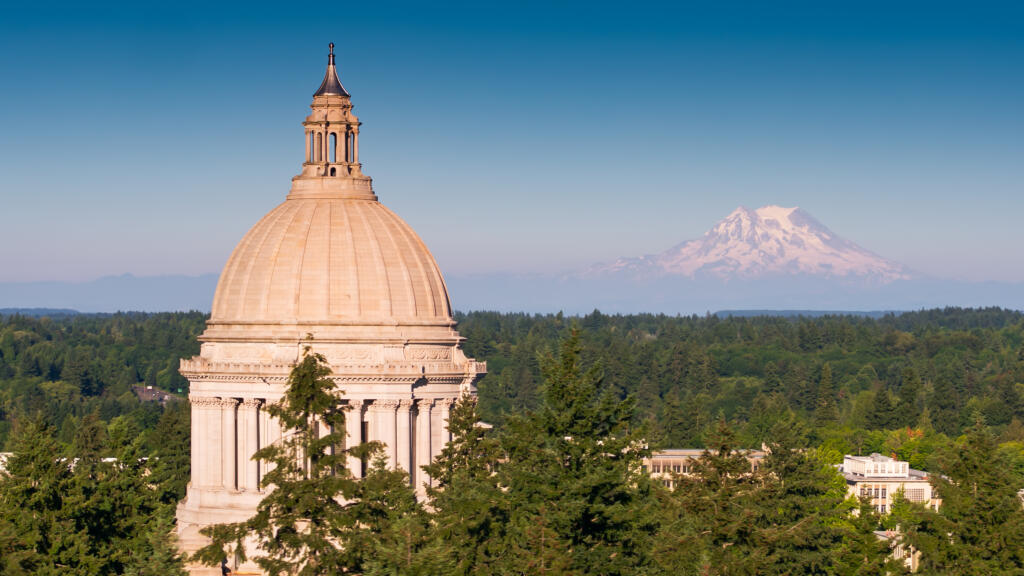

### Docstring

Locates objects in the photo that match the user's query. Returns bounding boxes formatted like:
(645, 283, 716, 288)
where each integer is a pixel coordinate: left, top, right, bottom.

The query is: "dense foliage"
(459, 308, 1024, 469)
(0, 312, 204, 448)
(2, 308, 1024, 573)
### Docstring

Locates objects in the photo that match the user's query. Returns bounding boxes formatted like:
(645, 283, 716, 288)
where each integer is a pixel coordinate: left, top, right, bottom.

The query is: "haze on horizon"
(1, 0, 1021, 284)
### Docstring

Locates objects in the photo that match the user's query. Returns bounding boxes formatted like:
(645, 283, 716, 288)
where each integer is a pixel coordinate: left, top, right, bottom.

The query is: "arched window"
(329, 133, 337, 163)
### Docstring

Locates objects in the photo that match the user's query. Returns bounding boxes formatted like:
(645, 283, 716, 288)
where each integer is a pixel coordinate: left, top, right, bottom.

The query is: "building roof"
(314, 42, 350, 97)
(210, 198, 453, 327)
(206, 45, 455, 337)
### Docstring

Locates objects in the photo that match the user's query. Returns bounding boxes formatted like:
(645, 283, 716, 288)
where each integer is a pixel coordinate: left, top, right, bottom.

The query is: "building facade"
(644, 448, 766, 489)
(839, 453, 940, 513)
(175, 45, 485, 575)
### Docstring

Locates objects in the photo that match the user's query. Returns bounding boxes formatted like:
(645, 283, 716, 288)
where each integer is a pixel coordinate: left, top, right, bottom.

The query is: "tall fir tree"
(195, 346, 400, 575)
(868, 387, 896, 430)
(422, 395, 507, 575)
(813, 362, 840, 427)
(497, 330, 657, 575)
(896, 367, 924, 427)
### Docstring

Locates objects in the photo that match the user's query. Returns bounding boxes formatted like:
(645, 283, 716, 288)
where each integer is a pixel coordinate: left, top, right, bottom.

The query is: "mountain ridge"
(589, 205, 912, 282)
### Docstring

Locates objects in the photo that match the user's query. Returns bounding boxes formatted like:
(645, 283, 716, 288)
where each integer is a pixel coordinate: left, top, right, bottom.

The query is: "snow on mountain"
(592, 206, 913, 282)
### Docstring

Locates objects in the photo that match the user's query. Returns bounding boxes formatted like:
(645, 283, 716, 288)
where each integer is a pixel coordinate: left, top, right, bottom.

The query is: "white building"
(839, 453, 940, 513)
(644, 448, 766, 489)
(175, 45, 485, 575)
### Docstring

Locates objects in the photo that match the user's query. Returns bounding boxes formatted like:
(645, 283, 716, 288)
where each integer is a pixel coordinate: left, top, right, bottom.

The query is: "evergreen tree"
(358, 456, 443, 576)
(654, 418, 761, 574)
(868, 387, 896, 430)
(422, 395, 507, 574)
(762, 361, 782, 396)
(896, 367, 923, 427)
(0, 419, 76, 574)
(147, 399, 191, 504)
(897, 418, 1024, 574)
(195, 346, 407, 575)
(750, 420, 884, 574)
(813, 362, 840, 427)
(497, 330, 657, 575)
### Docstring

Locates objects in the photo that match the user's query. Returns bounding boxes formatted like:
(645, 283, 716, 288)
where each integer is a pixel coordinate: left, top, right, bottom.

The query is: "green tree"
(0, 419, 77, 574)
(814, 362, 840, 427)
(497, 330, 657, 575)
(896, 367, 923, 427)
(195, 347, 410, 575)
(422, 395, 507, 574)
(868, 387, 896, 430)
(897, 418, 1024, 574)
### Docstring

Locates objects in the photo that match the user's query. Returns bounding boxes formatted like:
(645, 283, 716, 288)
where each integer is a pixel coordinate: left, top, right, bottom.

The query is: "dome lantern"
(297, 43, 369, 193)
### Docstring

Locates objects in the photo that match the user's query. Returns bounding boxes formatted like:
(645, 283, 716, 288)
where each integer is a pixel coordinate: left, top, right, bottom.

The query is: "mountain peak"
(593, 205, 913, 282)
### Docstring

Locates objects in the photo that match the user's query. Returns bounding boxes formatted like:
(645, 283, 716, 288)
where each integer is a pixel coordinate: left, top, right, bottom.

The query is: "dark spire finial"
(313, 42, 350, 97)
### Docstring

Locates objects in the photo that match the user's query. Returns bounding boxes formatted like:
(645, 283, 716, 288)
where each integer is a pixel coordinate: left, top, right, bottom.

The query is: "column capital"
(219, 397, 240, 408)
(346, 399, 365, 408)
(397, 399, 414, 411)
(190, 395, 222, 408)
(416, 398, 435, 409)
(376, 399, 401, 410)
(240, 398, 262, 409)
(437, 397, 455, 409)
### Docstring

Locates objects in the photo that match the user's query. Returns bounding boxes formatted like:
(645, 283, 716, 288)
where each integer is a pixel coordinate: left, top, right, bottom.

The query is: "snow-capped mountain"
(593, 206, 913, 282)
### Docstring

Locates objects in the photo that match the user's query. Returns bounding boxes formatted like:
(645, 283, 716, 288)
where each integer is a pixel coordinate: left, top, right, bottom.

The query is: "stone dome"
(210, 195, 453, 327)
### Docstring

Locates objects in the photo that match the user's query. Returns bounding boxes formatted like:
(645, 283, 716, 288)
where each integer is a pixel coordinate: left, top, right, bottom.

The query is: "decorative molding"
(219, 398, 240, 408)
(189, 396, 223, 408)
(375, 399, 401, 410)
(397, 399, 414, 411)
(240, 398, 263, 409)
(406, 346, 452, 361)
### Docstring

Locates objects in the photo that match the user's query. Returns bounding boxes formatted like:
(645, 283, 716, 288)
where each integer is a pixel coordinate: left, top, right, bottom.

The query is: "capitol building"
(175, 45, 485, 575)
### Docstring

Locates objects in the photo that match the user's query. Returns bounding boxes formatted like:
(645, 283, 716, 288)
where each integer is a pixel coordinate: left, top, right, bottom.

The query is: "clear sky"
(1, 0, 1021, 283)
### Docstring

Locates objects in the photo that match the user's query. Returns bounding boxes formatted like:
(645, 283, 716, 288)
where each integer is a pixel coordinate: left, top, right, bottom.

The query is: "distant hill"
(0, 308, 81, 317)
(0, 274, 218, 313)
(714, 310, 897, 319)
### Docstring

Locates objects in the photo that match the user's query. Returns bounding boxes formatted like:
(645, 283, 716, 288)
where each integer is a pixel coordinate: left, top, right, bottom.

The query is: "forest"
(1, 307, 1023, 574)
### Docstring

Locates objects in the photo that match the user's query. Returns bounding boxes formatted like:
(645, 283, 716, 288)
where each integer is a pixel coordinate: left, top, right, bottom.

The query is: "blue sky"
(1, 0, 1021, 282)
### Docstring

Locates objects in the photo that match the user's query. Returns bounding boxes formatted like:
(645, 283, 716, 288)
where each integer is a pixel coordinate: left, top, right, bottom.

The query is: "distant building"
(643, 448, 766, 489)
(839, 453, 940, 513)
(874, 529, 921, 572)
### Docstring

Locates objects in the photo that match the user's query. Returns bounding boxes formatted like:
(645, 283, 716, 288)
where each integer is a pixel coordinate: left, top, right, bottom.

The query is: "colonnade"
(190, 396, 454, 494)
(304, 127, 359, 165)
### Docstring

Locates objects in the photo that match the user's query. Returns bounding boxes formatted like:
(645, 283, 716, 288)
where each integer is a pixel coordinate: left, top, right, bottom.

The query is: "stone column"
(238, 399, 261, 492)
(304, 130, 310, 162)
(221, 398, 238, 491)
(345, 400, 364, 479)
(430, 399, 443, 467)
(415, 398, 433, 491)
(353, 129, 359, 163)
(191, 396, 218, 489)
(379, 400, 399, 469)
(259, 403, 273, 482)
(396, 400, 413, 477)
(439, 398, 453, 448)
